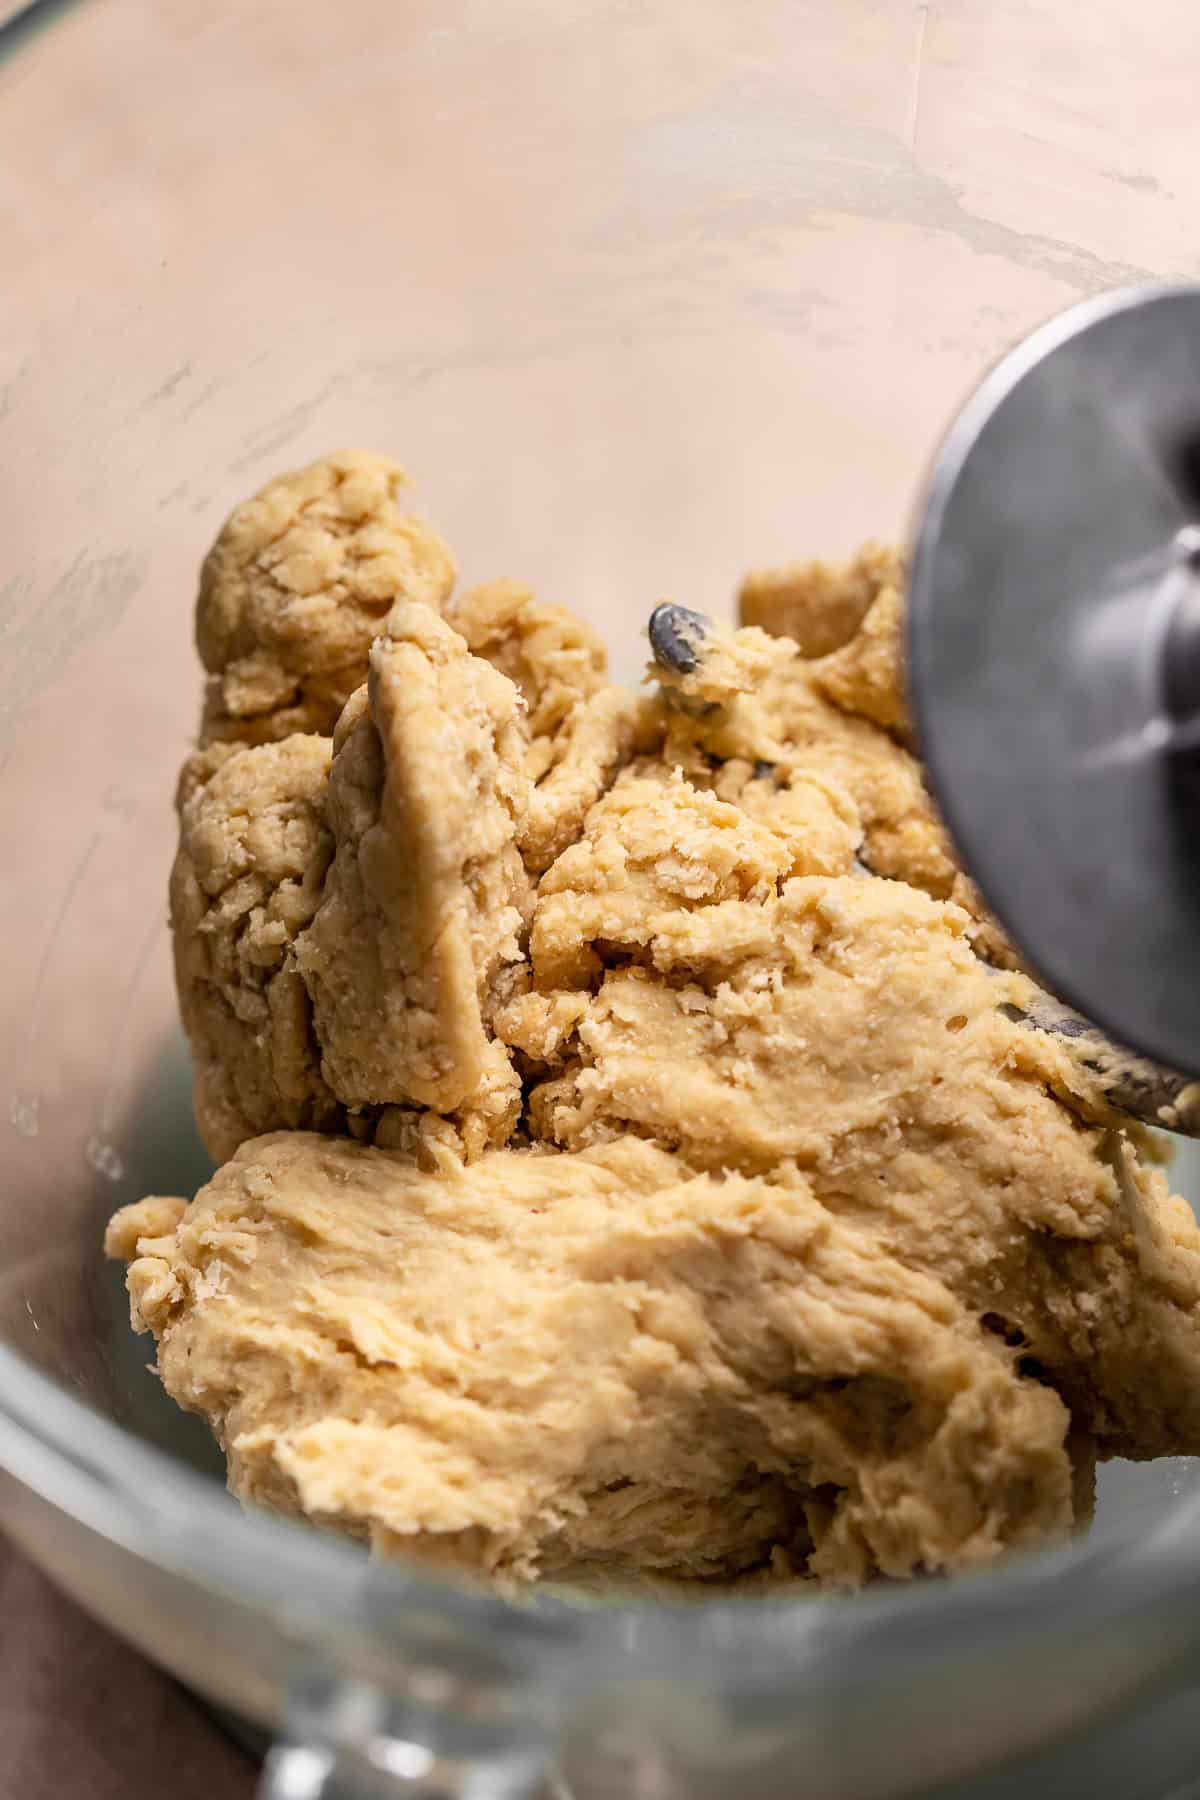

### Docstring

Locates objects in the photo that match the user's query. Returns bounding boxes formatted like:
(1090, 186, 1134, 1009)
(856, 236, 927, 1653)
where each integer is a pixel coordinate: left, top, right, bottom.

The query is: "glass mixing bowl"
(6, 2, 1200, 1794)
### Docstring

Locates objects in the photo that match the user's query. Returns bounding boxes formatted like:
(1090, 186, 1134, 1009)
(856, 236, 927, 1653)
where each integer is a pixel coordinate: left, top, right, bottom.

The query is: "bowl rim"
(5, 1332, 1200, 1709)
(0, 0, 83, 68)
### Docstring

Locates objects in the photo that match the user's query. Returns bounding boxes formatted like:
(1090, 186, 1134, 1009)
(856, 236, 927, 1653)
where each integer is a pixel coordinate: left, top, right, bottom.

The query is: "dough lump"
(109, 453, 1200, 1595)
(445, 578, 609, 752)
(197, 451, 456, 745)
(107, 1132, 1086, 1590)
(739, 540, 903, 660)
(446, 576, 658, 875)
(295, 600, 532, 1142)
(170, 732, 340, 1161)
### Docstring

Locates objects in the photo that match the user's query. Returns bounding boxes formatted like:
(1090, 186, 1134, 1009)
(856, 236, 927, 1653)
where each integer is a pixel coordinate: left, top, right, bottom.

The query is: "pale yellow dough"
(197, 450, 456, 745)
(170, 733, 340, 1161)
(107, 455, 1200, 1594)
(107, 1133, 1088, 1590)
(295, 601, 532, 1135)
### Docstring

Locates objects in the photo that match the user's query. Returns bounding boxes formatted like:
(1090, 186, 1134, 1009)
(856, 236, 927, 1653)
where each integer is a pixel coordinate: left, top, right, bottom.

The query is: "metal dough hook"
(909, 283, 1200, 1077)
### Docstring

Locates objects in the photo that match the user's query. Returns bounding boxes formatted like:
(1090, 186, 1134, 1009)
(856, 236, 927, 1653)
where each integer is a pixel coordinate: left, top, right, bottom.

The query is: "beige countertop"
(0, 1536, 254, 1798)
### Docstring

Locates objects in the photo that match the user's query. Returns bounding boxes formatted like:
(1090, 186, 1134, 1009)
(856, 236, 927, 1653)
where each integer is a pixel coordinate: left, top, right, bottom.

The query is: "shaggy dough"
(170, 733, 341, 1161)
(517, 854, 1200, 1459)
(197, 451, 456, 745)
(739, 561, 1021, 962)
(739, 540, 903, 659)
(107, 1132, 1088, 1590)
(445, 578, 609, 754)
(295, 600, 532, 1146)
(652, 607, 957, 898)
(110, 455, 1200, 1594)
(446, 577, 658, 876)
(809, 582, 911, 742)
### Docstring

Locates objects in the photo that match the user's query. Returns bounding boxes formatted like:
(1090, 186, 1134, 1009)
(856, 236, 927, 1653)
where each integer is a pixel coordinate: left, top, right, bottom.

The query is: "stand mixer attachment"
(909, 283, 1200, 1080)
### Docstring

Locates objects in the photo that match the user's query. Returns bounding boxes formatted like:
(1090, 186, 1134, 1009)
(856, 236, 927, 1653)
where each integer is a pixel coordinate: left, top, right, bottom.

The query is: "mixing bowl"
(6, 2, 1200, 1794)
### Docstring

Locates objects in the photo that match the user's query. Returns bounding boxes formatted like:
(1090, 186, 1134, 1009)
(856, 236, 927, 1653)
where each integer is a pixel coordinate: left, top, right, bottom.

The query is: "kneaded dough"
(110, 453, 1200, 1594)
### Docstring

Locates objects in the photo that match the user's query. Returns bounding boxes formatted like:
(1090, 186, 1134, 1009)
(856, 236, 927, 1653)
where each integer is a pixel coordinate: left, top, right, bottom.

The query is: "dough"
(448, 578, 659, 875)
(739, 568, 1021, 961)
(653, 605, 957, 897)
(518, 857, 1200, 1460)
(739, 540, 904, 660)
(109, 453, 1200, 1594)
(169, 733, 341, 1161)
(295, 601, 531, 1146)
(106, 1132, 1087, 1590)
(809, 582, 911, 742)
(445, 578, 609, 753)
(197, 451, 456, 745)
